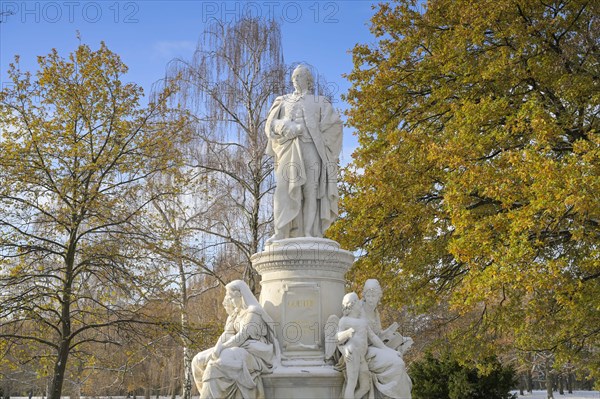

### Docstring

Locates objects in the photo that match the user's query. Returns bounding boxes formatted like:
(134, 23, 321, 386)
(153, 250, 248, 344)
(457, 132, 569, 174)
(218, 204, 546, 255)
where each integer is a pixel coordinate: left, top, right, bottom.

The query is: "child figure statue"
(337, 292, 386, 399)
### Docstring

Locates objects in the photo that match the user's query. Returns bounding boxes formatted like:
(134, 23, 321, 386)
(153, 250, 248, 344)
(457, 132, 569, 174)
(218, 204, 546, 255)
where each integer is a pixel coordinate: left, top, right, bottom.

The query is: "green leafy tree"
(332, 0, 600, 377)
(0, 43, 187, 399)
(412, 352, 516, 399)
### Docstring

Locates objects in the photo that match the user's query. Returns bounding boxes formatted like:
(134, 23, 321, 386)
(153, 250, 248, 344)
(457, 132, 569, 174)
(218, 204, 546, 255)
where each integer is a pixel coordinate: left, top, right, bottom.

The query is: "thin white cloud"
(153, 40, 196, 60)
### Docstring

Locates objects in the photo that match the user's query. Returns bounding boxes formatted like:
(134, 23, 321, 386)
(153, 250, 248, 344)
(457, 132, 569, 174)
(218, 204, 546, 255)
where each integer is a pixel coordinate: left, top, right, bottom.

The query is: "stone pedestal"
(262, 365, 344, 399)
(251, 237, 353, 398)
(252, 237, 353, 363)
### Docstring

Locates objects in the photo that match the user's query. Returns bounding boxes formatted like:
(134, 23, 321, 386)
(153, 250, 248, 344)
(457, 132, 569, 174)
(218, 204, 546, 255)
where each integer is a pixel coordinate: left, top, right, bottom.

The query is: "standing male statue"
(265, 65, 343, 242)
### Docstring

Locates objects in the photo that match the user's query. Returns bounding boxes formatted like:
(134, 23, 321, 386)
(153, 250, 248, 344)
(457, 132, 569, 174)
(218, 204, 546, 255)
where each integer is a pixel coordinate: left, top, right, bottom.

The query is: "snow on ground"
(11, 393, 600, 399)
(511, 391, 600, 399)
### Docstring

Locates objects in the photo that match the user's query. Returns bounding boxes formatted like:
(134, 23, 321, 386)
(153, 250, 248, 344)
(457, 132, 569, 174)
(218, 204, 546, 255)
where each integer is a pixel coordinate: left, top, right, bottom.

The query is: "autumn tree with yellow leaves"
(0, 43, 188, 398)
(332, 0, 599, 382)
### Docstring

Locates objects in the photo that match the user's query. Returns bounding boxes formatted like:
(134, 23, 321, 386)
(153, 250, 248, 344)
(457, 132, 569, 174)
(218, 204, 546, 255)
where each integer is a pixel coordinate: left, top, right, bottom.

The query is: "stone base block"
(263, 365, 343, 399)
(252, 238, 354, 362)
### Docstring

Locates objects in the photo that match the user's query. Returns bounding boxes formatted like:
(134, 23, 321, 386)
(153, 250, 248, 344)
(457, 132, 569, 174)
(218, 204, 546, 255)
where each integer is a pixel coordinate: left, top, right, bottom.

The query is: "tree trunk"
(48, 338, 70, 399)
(182, 344, 193, 399)
(526, 369, 533, 393)
(546, 376, 554, 399)
(45, 378, 51, 399)
(519, 373, 525, 395)
(73, 383, 81, 399)
(177, 241, 193, 399)
(170, 367, 177, 399)
(246, 177, 261, 296)
(49, 244, 75, 399)
(558, 374, 564, 395)
(545, 359, 554, 399)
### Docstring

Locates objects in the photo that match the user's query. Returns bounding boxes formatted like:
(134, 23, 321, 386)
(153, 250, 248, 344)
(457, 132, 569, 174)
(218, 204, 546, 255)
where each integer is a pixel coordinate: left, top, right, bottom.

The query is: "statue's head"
(225, 280, 250, 310)
(342, 292, 361, 316)
(225, 279, 261, 312)
(291, 65, 314, 93)
(222, 294, 235, 315)
(226, 285, 244, 310)
(363, 279, 383, 307)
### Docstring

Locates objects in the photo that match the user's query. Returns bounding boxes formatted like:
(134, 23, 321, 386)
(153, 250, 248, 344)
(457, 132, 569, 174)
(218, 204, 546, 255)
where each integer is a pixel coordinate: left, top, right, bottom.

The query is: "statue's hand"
(337, 327, 355, 344)
(271, 119, 300, 143)
(283, 120, 302, 139)
(293, 122, 303, 135)
(211, 342, 223, 360)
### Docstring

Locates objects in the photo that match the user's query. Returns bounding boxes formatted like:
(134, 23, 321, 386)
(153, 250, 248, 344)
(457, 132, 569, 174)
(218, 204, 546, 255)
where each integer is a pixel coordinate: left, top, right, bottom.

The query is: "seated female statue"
(192, 280, 277, 399)
(361, 279, 413, 399)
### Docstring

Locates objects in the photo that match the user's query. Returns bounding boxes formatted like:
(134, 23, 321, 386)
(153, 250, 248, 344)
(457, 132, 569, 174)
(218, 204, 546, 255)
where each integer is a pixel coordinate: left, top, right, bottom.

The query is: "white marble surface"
(191, 280, 277, 399)
(265, 65, 343, 242)
(252, 237, 353, 365)
(360, 279, 413, 399)
(261, 364, 344, 399)
(337, 292, 378, 399)
(362, 279, 414, 356)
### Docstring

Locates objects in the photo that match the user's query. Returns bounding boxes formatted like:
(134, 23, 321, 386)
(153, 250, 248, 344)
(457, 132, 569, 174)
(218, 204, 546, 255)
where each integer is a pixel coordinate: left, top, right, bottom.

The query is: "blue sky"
(0, 1, 383, 162)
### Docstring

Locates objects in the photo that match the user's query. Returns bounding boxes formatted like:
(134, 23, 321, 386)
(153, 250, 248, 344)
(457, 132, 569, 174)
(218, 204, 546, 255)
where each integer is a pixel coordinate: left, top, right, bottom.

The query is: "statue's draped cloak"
(265, 93, 343, 234)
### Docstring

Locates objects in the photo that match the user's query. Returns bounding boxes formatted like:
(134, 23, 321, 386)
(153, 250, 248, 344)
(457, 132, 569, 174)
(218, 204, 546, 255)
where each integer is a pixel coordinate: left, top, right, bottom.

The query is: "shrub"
(411, 352, 517, 399)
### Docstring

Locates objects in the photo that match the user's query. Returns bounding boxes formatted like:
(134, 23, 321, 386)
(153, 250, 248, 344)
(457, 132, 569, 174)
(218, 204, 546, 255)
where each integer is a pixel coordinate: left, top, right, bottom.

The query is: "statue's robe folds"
(265, 93, 343, 237)
(195, 307, 275, 399)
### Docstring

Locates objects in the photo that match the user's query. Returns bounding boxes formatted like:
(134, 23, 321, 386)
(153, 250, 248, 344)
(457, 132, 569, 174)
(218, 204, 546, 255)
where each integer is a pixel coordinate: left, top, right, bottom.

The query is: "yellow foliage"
(332, 0, 600, 371)
(0, 43, 190, 395)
